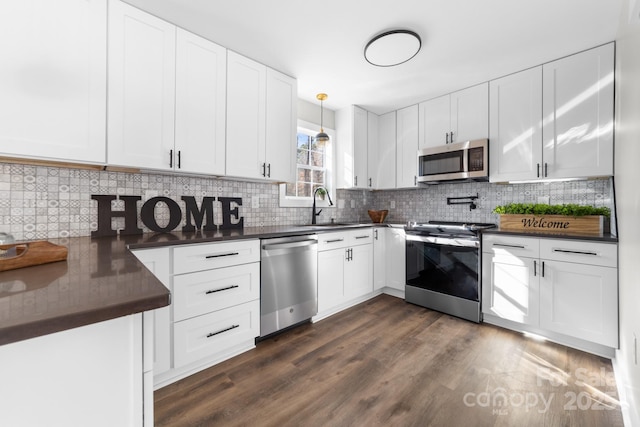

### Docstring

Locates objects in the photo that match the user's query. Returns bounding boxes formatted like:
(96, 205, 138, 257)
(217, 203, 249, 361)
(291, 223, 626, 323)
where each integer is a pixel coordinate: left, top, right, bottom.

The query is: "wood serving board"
(0, 241, 68, 272)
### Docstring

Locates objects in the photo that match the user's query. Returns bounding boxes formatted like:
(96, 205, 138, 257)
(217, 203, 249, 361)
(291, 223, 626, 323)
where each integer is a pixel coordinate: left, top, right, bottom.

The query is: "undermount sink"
(301, 223, 368, 228)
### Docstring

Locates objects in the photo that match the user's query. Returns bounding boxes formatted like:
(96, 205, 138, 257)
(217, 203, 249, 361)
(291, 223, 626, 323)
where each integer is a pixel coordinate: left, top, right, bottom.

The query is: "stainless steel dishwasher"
(260, 235, 318, 337)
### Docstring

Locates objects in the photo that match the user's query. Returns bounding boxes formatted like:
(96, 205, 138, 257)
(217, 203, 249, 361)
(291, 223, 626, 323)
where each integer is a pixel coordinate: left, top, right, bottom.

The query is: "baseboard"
(612, 352, 640, 427)
(382, 287, 404, 299)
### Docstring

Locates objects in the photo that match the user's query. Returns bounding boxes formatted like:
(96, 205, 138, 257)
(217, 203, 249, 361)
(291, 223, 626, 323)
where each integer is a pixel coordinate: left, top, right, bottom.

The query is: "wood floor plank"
(155, 294, 624, 427)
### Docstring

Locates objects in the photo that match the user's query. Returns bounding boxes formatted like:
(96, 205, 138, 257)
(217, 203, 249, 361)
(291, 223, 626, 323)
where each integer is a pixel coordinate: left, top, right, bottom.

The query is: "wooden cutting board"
(0, 241, 68, 272)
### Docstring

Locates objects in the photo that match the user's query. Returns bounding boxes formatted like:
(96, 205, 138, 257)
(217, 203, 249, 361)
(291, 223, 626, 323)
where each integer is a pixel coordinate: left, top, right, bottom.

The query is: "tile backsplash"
(0, 162, 614, 241)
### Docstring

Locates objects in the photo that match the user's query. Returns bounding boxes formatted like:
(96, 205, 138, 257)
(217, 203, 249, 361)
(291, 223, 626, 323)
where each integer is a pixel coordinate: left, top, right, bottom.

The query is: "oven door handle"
(406, 234, 479, 248)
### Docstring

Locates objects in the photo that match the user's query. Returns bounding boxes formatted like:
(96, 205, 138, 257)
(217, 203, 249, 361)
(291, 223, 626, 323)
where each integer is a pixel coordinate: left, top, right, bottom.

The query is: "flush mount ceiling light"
(364, 29, 421, 67)
(315, 93, 330, 144)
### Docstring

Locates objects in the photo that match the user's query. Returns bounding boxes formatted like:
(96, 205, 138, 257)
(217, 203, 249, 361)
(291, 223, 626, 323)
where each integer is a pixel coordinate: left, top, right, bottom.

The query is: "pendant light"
(315, 93, 330, 144)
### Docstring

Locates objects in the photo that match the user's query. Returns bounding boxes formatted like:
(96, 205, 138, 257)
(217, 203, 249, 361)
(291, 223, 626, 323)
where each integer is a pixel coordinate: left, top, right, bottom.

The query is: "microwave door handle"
(463, 147, 469, 172)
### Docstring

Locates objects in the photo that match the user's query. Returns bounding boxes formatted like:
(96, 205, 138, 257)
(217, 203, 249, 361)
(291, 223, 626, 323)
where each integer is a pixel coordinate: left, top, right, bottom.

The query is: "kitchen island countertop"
(0, 223, 394, 346)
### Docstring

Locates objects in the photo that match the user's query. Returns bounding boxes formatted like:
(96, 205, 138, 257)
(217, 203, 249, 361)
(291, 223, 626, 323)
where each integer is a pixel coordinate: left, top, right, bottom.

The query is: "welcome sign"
(498, 214, 609, 235)
(91, 195, 244, 237)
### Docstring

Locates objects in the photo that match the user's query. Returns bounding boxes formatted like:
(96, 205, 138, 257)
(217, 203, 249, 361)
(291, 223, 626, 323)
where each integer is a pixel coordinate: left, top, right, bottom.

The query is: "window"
(279, 120, 334, 208)
(285, 132, 327, 198)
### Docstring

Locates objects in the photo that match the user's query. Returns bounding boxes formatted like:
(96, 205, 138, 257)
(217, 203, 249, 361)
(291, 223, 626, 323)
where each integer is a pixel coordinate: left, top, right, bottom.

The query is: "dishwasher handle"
(262, 239, 318, 251)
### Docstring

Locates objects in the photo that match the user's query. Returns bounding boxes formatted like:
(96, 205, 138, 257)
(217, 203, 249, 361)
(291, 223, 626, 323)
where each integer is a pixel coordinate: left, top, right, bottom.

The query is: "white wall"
(297, 98, 335, 129)
(614, 1, 640, 425)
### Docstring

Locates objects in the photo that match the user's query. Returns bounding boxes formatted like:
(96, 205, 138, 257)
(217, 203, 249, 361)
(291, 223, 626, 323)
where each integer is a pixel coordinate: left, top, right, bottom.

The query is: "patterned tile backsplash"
(0, 162, 614, 241)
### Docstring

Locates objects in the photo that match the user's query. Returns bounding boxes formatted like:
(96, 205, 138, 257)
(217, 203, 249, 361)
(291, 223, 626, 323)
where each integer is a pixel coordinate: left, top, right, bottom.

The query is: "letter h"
(91, 195, 143, 237)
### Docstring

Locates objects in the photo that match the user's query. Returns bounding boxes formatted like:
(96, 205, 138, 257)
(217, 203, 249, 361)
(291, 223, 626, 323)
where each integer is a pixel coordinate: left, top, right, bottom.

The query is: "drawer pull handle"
(325, 238, 344, 243)
(205, 252, 239, 259)
(552, 249, 598, 256)
(206, 324, 239, 338)
(354, 235, 370, 239)
(492, 243, 525, 249)
(206, 285, 239, 295)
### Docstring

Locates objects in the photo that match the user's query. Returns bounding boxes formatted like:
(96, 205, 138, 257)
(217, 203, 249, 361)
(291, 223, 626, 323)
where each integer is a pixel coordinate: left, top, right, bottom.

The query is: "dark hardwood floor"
(155, 294, 623, 426)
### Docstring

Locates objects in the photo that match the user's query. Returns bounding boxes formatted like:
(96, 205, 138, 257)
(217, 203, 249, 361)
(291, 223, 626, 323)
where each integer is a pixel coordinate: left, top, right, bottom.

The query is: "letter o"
(141, 196, 182, 232)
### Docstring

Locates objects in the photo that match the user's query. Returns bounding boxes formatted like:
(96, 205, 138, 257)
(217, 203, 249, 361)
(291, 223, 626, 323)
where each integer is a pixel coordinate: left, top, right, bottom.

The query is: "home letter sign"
(91, 195, 244, 237)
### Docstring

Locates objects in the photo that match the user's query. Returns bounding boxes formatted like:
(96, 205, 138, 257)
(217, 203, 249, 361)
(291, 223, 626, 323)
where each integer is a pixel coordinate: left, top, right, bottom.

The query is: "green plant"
(492, 203, 610, 218)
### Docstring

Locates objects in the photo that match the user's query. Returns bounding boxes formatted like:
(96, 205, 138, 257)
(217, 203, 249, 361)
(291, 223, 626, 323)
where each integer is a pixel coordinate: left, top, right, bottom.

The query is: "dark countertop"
(0, 223, 388, 346)
(482, 228, 618, 243)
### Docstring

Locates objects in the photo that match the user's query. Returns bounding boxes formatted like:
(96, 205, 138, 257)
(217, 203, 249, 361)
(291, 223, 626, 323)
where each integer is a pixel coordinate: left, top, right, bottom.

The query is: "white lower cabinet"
(317, 229, 374, 318)
(482, 234, 618, 354)
(373, 227, 406, 294)
(134, 240, 261, 389)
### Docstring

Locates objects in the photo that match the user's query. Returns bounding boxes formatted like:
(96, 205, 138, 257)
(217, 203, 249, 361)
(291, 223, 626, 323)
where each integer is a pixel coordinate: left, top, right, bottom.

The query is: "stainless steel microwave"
(417, 139, 489, 183)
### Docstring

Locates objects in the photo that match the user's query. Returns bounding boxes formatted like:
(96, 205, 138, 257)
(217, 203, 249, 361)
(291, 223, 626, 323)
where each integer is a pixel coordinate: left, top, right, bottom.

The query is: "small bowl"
(368, 210, 389, 223)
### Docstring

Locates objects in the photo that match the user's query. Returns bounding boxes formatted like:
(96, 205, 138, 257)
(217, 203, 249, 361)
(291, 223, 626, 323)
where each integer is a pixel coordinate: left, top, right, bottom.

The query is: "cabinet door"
(265, 69, 297, 182)
(373, 229, 386, 290)
(367, 112, 379, 189)
(489, 67, 543, 182)
(0, 0, 106, 164)
(539, 260, 618, 347)
(226, 51, 266, 179)
(396, 105, 419, 188)
(345, 244, 373, 299)
(451, 83, 488, 143)
(418, 95, 450, 148)
(318, 248, 346, 313)
(376, 111, 397, 189)
(482, 253, 539, 326)
(542, 43, 614, 179)
(131, 248, 171, 376)
(175, 29, 226, 175)
(353, 106, 369, 188)
(386, 228, 406, 291)
(108, 0, 176, 170)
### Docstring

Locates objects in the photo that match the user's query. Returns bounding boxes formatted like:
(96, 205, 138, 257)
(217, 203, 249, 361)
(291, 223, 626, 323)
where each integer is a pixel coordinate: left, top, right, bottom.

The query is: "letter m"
(182, 196, 217, 232)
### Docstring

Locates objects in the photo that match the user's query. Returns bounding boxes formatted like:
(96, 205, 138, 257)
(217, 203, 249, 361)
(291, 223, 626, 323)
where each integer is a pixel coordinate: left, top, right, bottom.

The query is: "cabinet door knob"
(267, 163, 271, 178)
(169, 149, 173, 168)
(177, 150, 181, 169)
(445, 133, 449, 144)
(261, 163, 266, 177)
(537, 163, 541, 178)
(369, 177, 372, 187)
(354, 176, 358, 186)
(450, 131, 454, 143)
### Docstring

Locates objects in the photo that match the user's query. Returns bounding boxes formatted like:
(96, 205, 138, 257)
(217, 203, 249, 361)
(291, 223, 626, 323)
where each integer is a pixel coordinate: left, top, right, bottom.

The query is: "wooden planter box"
(498, 214, 610, 235)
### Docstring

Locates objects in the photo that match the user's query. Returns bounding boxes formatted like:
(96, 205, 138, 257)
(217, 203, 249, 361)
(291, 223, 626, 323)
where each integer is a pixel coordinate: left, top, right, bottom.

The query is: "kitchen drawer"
(317, 231, 349, 251)
(173, 299, 259, 368)
(540, 239, 617, 268)
(173, 262, 260, 322)
(482, 234, 539, 258)
(347, 228, 373, 246)
(172, 239, 259, 274)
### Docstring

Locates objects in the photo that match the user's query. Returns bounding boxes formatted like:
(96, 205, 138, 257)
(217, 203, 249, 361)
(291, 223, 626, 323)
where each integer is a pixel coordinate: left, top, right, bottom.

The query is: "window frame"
(279, 119, 336, 208)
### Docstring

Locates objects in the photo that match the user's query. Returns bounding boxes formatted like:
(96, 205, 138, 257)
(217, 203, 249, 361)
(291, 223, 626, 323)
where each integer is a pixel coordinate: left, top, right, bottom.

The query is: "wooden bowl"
(368, 210, 389, 223)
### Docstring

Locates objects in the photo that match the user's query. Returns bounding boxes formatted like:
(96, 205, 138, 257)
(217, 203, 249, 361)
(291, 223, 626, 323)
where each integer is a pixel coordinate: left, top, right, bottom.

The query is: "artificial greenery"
(492, 203, 610, 218)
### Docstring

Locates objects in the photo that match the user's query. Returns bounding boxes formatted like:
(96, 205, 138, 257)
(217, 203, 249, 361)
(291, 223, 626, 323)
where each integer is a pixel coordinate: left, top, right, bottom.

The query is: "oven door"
(405, 234, 479, 301)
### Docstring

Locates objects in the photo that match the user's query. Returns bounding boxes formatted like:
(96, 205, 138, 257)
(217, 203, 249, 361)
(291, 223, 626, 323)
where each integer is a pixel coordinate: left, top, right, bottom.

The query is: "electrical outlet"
(251, 196, 259, 209)
(351, 200, 355, 208)
(338, 199, 345, 209)
(537, 196, 550, 204)
(390, 200, 396, 209)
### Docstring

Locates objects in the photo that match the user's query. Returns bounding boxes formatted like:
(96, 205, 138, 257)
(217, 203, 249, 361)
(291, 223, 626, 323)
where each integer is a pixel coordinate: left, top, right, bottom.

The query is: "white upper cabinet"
(542, 43, 614, 179)
(396, 105, 419, 188)
(265, 69, 297, 183)
(366, 112, 379, 189)
(0, 0, 107, 164)
(175, 29, 227, 175)
(108, 0, 176, 170)
(375, 111, 397, 189)
(419, 95, 450, 149)
(226, 52, 296, 182)
(226, 52, 267, 180)
(336, 106, 368, 189)
(490, 44, 614, 182)
(419, 83, 488, 148)
(489, 67, 543, 182)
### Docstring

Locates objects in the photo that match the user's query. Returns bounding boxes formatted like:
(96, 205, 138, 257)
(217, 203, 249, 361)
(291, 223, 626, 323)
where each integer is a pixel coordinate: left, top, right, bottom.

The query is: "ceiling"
(124, 0, 624, 115)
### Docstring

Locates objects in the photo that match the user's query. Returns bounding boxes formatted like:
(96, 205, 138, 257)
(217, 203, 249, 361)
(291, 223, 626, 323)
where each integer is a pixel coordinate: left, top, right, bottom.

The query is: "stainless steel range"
(405, 221, 496, 323)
